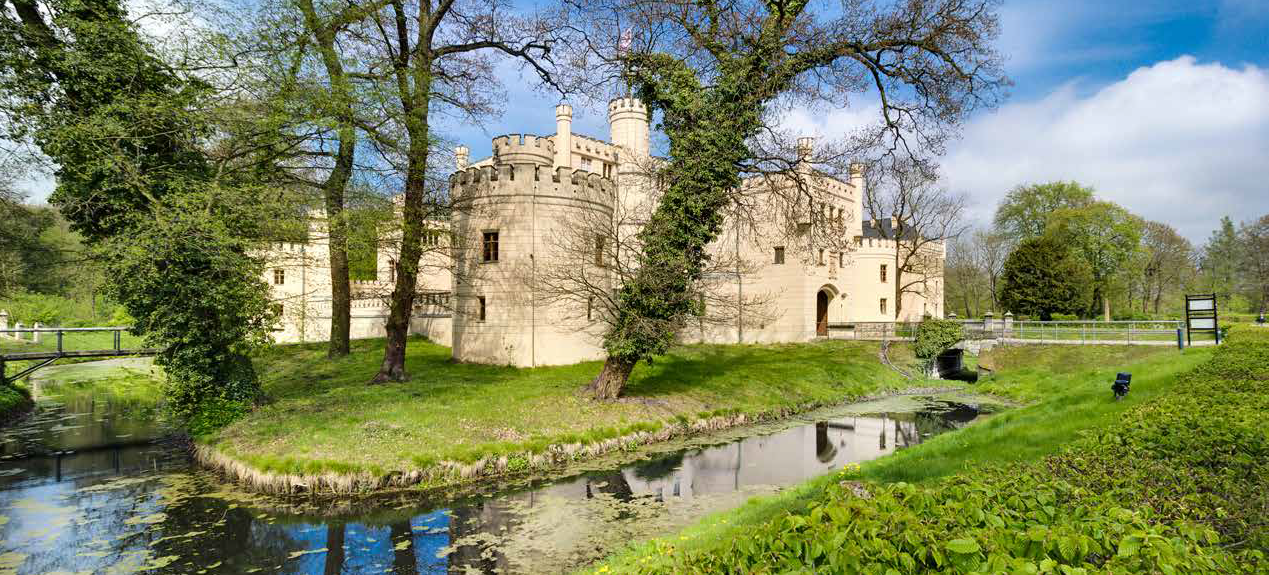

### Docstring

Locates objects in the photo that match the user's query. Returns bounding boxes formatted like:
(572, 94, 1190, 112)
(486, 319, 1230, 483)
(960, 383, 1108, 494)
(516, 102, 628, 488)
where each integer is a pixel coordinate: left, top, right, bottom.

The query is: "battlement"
(492, 133, 555, 165)
(608, 97, 648, 116)
(450, 163, 616, 207)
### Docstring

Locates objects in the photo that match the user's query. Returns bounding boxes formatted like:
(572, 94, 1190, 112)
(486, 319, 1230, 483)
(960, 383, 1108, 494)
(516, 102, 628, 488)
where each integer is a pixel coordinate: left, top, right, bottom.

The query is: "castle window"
(594, 236, 606, 267)
(880, 264, 887, 283)
(773, 247, 785, 265)
(880, 298, 887, 315)
(581, 157, 592, 171)
(423, 230, 440, 247)
(818, 249, 825, 266)
(478, 296, 487, 322)
(587, 297, 594, 320)
(482, 231, 499, 262)
(388, 259, 396, 283)
(273, 268, 285, 285)
(839, 252, 845, 267)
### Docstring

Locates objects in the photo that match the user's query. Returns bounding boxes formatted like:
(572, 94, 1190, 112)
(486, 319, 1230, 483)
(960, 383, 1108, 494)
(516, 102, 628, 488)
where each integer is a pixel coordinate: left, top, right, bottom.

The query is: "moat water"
(0, 360, 986, 574)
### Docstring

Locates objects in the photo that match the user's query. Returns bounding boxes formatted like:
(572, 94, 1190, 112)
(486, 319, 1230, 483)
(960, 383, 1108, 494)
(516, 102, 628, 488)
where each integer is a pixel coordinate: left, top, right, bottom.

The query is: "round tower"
(449, 149, 616, 368)
(608, 97, 650, 160)
(492, 134, 555, 165)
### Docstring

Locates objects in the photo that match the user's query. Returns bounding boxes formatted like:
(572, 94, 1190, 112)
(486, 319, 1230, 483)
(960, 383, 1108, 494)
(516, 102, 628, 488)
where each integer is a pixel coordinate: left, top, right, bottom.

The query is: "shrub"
(914, 318, 963, 362)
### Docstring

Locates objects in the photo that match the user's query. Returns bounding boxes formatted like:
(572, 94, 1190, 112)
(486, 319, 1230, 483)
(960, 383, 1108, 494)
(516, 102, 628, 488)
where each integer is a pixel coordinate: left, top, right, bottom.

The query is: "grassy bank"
(202, 337, 913, 493)
(589, 333, 1266, 573)
(0, 382, 33, 424)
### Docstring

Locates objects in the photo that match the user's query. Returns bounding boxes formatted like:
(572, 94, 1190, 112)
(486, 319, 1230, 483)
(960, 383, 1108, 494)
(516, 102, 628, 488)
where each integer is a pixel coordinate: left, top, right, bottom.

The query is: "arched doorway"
(816, 290, 830, 336)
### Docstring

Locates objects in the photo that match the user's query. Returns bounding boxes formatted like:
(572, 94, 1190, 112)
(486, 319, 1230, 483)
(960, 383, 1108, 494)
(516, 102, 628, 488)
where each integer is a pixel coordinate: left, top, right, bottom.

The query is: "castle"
(264, 98, 944, 367)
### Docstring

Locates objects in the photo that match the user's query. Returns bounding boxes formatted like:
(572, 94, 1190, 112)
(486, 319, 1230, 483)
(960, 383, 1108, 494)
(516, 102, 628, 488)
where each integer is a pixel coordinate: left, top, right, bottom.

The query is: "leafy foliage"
(993, 181, 1094, 242)
(1000, 236, 1093, 320)
(913, 318, 963, 361)
(594, 326, 1269, 573)
(0, 1, 282, 426)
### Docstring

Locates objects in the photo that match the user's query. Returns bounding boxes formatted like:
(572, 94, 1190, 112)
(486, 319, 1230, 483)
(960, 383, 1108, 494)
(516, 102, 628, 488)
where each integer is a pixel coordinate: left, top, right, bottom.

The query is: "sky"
(16, 0, 1269, 243)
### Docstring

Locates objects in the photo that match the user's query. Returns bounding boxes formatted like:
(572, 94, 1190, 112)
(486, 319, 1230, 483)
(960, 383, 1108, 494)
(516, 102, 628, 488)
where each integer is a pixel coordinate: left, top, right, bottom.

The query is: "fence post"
(1176, 327, 1184, 350)
(32, 322, 42, 344)
(0, 309, 7, 338)
(1128, 323, 1133, 344)
(57, 329, 63, 353)
(114, 329, 121, 352)
(13, 322, 22, 342)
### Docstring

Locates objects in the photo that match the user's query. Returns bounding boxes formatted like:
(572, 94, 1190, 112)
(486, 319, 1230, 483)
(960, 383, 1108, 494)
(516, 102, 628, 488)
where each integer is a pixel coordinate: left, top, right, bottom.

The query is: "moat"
(0, 360, 987, 574)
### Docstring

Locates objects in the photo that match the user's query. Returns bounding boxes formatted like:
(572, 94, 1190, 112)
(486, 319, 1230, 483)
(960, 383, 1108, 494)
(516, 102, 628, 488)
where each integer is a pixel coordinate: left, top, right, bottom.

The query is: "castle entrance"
(816, 290, 830, 336)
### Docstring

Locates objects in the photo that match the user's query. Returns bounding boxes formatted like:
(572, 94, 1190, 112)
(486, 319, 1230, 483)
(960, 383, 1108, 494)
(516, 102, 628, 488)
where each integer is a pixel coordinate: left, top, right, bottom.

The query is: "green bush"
(1049, 312, 1079, 321)
(185, 397, 251, 437)
(0, 291, 129, 327)
(604, 326, 1269, 573)
(914, 318, 963, 361)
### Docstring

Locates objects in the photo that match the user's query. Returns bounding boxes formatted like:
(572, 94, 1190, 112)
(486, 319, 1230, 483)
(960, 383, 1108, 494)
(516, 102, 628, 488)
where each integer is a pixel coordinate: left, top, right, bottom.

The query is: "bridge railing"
(0, 326, 146, 355)
(829, 319, 1196, 346)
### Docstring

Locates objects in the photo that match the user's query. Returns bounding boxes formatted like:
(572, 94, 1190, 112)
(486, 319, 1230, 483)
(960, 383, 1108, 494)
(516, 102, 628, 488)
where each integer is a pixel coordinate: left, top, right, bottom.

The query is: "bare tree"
(972, 228, 1009, 312)
(285, 0, 568, 382)
(863, 162, 966, 320)
(1139, 221, 1193, 315)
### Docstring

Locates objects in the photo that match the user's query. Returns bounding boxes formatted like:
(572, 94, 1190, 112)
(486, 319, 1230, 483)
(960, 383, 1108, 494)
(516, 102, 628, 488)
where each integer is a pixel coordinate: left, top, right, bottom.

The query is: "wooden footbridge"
(0, 327, 159, 385)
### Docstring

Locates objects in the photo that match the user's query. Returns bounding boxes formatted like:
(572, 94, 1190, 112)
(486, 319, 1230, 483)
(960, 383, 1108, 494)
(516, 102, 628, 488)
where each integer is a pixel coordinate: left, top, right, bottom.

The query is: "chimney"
(455, 145, 470, 170)
(555, 104, 573, 168)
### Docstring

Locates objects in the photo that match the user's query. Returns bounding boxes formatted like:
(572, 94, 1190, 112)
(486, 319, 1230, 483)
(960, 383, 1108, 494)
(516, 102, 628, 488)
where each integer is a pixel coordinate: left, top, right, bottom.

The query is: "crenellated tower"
(449, 135, 616, 367)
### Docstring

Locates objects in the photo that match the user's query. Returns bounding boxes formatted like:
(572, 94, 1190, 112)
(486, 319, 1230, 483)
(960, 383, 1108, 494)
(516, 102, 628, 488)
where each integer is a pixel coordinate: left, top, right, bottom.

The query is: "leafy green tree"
(993, 181, 1094, 242)
(1138, 221, 1193, 315)
(1200, 216, 1243, 306)
(999, 236, 1092, 321)
(573, 0, 1007, 398)
(1241, 215, 1269, 314)
(1044, 201, 1142, 321)
(0, 0, 284, 424)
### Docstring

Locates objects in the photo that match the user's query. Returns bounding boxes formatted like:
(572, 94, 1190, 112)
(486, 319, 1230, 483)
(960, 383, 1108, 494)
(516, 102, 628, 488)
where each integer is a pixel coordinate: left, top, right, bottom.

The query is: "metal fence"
(830, 319, 1196, 346)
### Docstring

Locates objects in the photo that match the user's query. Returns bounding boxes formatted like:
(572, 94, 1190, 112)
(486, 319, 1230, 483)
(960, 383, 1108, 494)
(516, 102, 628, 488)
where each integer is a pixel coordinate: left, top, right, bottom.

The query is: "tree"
(864, 163, 965, 320)
(1200, 216, 1243, 307)
(1044, 201, 1142, 321)
(567, 0, 1007, 398)
(992, 181, 1094, 242)
(1138, 221, 1193, 314)
(298, 0, 564, 383)
(1241, 215, 1269, 314)
(943, 235, 985, 318)
(972, 229, 1010, 311)
(999, 236, 1092, 321)
(0, 0, 290, 424)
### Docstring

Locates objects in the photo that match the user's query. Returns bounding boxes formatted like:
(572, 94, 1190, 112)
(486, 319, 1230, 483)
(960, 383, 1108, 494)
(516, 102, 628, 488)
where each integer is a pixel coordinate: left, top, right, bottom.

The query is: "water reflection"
(0, 362, 982, 574)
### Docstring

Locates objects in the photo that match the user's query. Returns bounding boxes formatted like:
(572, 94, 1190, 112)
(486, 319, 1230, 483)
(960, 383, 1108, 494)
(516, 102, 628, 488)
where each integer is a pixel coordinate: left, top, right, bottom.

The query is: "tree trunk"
(589, 356, 636, 400)
(323, 524, 345, 575)
(372, 51, 433, 383)
(297, 0, 357, 358)
(325, 139, 354, 358)
(1102, 295, 1111, 322)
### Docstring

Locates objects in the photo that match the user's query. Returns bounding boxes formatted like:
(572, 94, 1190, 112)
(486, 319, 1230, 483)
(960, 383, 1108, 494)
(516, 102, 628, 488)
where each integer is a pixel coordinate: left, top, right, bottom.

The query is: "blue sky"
(19, 0, 1269, 242)
(432, 0, 1269, 242)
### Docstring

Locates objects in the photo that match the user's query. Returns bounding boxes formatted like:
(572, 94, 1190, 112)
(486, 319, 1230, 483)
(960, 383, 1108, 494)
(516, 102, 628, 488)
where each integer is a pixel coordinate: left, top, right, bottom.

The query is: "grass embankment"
(201, 337, 913, 493)
(0, 382, 33, 424)
(590, 333, 1267, 573)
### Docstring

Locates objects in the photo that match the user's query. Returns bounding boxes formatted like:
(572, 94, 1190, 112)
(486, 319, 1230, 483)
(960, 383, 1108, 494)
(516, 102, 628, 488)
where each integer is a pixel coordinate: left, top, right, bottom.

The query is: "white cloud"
(941, 56, 1269, 242)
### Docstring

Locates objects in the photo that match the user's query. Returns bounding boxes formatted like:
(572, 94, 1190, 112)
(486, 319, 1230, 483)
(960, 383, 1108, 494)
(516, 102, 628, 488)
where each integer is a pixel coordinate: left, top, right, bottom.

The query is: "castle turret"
(849, 162, 866, 232)
(455, 145, 470, 170)
(492, 134, 555, 166)
(608, 98, 649, 161)
(555, 104, 573, 168)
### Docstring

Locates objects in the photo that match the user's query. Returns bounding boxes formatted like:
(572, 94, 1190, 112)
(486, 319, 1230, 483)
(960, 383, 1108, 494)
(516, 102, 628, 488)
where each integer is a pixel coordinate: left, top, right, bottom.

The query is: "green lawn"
(587, 344, 1218, 573)
(205, 337, 912, 481)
